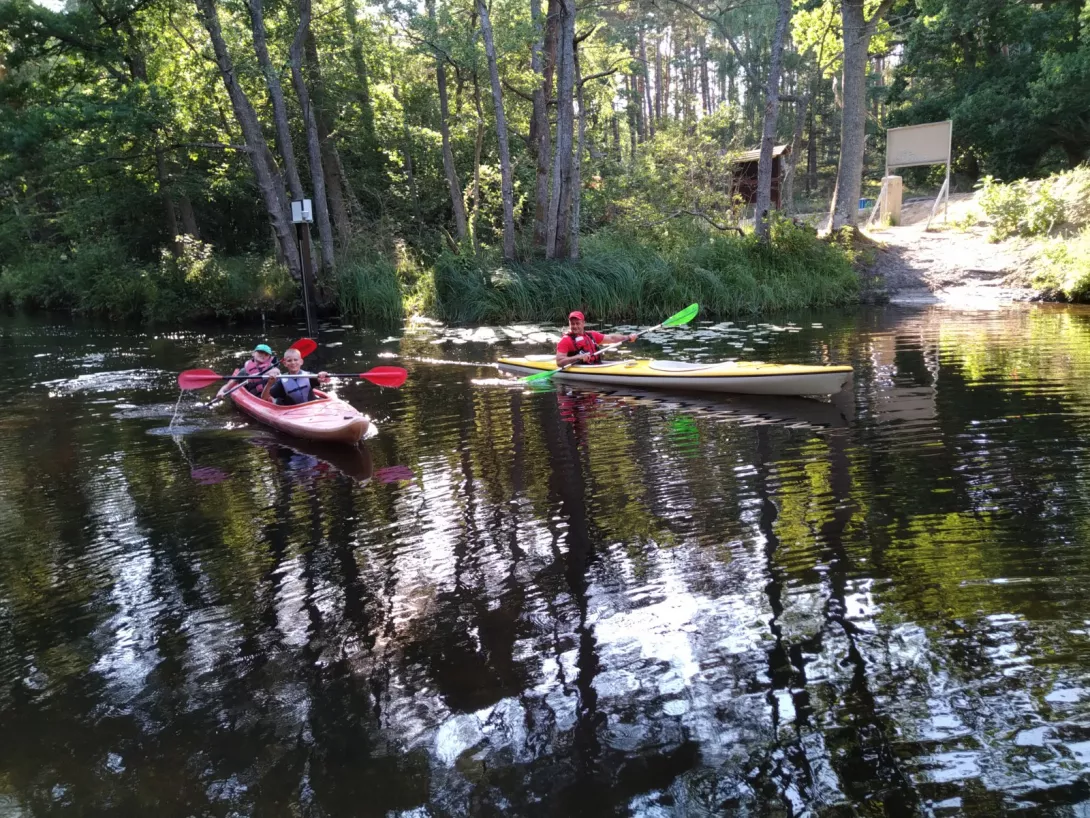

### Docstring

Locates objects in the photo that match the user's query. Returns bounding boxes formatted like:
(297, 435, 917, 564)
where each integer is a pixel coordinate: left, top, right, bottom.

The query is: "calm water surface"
(4, 303, 1090, 816)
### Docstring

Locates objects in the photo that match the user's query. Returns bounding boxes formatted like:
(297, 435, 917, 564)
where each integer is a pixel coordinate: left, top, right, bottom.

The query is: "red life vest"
(241, 357, 277, 395)
(565, 332, 601, 364)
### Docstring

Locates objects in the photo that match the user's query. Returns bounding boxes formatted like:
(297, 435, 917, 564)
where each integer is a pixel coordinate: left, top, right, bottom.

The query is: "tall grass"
(0, 236, 296, 321)
(1, 220, 859, 323)
(430, 220, 858, 324)
(334, 245, 404, 326)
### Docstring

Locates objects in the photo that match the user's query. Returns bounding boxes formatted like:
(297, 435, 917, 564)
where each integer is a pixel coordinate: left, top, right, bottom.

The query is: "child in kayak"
(261, 347, 331, 404)
(217, 343, 277, 398)
(555, 310, 637, 367)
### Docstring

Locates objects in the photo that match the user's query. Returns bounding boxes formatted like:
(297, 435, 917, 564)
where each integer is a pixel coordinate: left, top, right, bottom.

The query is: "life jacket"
(280, 371, 315, 404)
(241, 357, 277, 395)
(566, 332, 600, 364)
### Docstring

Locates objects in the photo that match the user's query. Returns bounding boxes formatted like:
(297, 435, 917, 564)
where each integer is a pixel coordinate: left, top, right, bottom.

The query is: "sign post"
(880, 120, 953, 229)
(290, 199, 316, 338)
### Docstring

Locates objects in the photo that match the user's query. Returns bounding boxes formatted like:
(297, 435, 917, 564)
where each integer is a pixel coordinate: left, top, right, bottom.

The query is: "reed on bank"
(1, 220, 859, 324)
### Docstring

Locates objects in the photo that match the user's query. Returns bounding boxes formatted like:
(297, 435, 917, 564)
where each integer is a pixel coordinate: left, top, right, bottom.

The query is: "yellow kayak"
(497, 356, 853, 396)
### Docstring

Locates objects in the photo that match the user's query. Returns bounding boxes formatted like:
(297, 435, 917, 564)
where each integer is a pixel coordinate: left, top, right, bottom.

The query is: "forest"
(0, 0, 1087, 323)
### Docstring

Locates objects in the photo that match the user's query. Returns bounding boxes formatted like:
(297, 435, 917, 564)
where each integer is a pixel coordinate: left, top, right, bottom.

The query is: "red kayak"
(229, 385, 370, 445)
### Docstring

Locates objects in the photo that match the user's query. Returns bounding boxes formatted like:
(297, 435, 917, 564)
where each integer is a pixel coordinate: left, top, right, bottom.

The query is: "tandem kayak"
(229, 386, 370, 445)
(497, 356, 853, 396)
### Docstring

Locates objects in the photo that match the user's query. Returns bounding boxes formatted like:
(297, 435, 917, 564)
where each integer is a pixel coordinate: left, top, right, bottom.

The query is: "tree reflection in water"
(4, 306, 1090, 814)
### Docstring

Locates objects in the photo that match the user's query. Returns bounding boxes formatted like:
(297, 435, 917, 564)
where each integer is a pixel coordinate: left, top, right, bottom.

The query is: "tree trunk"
(570, 46, 585, 259)
(290, 0, 335, 276)
(828, 0, 890, 230)
(178, 192, 200, 239)
(545, 0, 575, 259)
(654, 32, 663, 122)
(342, 0, 376, 145)
(699, 34, 711, 117)
(471, 72, 485, 251)
(530, 0, 553, 249)
(246, 0, 305, 201)
(611, 109, 621, 158)
(639, 26, 654, 138)
(754, 0, 792, 242)
(125, 44, 184, 254)
(626, 73, 639, 158)
(305, 32, 351, 241)
(392, 81, 422, 224)
(783, 93, 809, 214)
(155, 149, 181, 253)
(194, 0, 301, 281)
(806, 76, 817, 194)
(427, 0, 469, 241)
(477, 0, 516, 259)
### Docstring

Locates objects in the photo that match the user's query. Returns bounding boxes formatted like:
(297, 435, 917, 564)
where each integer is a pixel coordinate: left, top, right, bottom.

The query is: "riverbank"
(1, 221, 860, 325)
(862, 166, 1090, 305)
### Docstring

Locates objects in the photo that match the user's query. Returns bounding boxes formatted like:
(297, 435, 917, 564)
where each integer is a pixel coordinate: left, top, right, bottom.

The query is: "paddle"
(188, 335, 311, 407)
(207, 338, 317, 406)
(521, 303, 700, 384)
(178, 366, 408, 391)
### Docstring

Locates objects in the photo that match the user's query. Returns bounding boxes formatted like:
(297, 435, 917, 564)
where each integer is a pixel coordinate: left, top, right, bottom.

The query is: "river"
(3, 301, 1090, 816)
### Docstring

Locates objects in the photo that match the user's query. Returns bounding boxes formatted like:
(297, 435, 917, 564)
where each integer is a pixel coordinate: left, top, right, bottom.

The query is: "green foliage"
(891, 0, 1090, 179)
(589, 117, 745, 244)
(977, 176, 1030, 241)
(334, 244, 405, 326)
(977, 166, 1090, 242)
(427, 222, 857, 324)
(1032, 228, 1090, 301)
(0, 237, 296, 321)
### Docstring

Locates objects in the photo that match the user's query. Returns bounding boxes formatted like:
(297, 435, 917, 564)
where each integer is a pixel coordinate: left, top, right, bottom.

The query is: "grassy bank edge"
(1, 220, 861, 326)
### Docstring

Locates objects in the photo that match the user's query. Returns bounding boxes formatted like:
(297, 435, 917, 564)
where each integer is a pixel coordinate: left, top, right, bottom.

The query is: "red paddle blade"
(360, 366, 407, 388)
(291, 338, 318, 357)
(178, 369, 223, 390)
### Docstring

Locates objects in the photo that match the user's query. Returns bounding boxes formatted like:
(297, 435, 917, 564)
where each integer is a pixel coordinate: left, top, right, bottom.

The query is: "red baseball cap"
(568, 311, 585, 321)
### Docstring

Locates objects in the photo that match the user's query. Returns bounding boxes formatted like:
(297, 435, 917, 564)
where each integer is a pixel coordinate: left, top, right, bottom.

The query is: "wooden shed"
(731, 144, 790, 208)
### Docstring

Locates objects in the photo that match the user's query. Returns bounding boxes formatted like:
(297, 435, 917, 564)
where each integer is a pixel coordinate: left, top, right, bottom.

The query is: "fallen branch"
(643, 209, 744, 235)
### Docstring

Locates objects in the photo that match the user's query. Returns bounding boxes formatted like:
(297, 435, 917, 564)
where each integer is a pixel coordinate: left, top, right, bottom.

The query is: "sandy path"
(861, 192, 1040, 305)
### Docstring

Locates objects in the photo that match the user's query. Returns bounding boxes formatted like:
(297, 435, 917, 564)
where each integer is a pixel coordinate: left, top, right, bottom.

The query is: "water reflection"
(4, 305, 1090, 814)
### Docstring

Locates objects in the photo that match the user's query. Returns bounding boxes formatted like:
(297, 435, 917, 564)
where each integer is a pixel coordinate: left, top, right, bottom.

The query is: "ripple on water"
(8, 307, 1090, 814)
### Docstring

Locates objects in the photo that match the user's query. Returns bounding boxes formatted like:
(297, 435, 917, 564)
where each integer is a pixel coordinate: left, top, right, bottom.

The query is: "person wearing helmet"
(216, 343, 278, 398)
(555, 311, 637, 367)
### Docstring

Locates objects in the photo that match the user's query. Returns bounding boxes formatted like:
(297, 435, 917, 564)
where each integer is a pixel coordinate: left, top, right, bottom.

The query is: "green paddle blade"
(522, 367, 558, 383)
(662, 303, 699, 328)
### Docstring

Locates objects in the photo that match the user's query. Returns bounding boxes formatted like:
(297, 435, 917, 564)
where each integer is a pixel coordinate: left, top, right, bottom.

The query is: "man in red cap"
(555, 311, 637, 367)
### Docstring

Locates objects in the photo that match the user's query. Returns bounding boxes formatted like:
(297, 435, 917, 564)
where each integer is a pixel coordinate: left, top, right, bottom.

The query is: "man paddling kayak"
(555, 311, 637, 367)
(216, 343, 277, 399)
(261, 347, 331, 404)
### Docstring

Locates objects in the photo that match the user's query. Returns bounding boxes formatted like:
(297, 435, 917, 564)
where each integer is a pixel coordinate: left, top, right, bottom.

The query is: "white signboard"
(886, 121, 952, 171)
(291, 199, 313, 223)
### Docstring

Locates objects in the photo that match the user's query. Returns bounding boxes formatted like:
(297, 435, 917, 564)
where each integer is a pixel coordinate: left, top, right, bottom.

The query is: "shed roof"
(734, 144, 790, 164)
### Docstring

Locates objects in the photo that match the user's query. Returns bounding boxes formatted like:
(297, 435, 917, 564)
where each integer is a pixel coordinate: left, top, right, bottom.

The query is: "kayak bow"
(229, 386, 370, 445)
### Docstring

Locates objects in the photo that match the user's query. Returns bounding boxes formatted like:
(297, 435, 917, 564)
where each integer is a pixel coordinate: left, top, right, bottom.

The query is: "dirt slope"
(862, 191, 1040, 305)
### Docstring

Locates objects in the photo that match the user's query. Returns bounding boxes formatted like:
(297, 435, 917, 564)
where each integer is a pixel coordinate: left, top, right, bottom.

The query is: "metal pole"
(297, 223, 316, 338)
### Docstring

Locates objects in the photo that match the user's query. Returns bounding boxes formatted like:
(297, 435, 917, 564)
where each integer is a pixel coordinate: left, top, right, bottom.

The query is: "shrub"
(335, 246, 405, 326)
(1033, 227, 1090, 301)
(976, 166, 1090, 241)
(425, 223, 857, 323)
(977, 175, 1028, 241)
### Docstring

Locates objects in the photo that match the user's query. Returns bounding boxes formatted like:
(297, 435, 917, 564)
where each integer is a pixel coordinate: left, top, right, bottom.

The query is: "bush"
(425, 222, 857, 323)
(1033, 227, 1090, 301)
(335, 244, 405, 326)
(977, 166, 1090, 241)
(0, 236, 296, 321)
(977, 175, 1029, 241)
